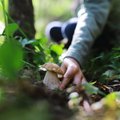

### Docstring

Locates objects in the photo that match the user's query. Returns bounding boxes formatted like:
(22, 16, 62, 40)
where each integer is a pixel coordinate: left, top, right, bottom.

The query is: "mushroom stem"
(43, 71, 61, 90)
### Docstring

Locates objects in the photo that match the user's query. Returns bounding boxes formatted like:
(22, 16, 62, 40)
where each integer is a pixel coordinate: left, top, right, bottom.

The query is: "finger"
(81, 77, 87, 84)
(59, 77, 71, 90)
(64, 65, 76, 78)
(73, 73, 82, 85)
(73, 72, 87, 85)
(60, 66, 75, 89)
(60, 63, 67, 74)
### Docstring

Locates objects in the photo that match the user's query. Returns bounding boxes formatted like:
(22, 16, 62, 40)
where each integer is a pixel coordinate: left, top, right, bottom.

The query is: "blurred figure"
(45, 18, 77, 48)
(45, 0, 81, 48)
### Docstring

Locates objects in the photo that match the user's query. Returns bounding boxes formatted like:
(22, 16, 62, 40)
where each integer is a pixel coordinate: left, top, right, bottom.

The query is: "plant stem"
(1, 0, 9, 40)
(23, 60, 36, 68)
(5, 11, 28, 38)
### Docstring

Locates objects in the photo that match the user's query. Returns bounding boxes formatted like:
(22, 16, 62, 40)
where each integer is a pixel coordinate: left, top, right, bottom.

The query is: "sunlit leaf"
(50, 44, 64, 56)
(104, 92, 118, 109)
(0, 21, 5, 35)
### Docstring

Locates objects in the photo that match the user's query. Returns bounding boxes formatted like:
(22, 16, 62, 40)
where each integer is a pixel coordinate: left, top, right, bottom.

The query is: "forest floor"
(1, 68, 120, 120)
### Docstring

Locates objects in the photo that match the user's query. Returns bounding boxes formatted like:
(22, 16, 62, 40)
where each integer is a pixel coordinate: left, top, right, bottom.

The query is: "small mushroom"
(41, 63, 64, 90)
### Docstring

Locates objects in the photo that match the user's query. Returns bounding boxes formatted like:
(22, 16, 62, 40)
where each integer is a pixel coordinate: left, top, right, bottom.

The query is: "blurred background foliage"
(0, 0, 73, 72)
(0, 0, 7, 22)
(0, 0, 73, 38)
(33, 0, 72, 38)
(0, 1, 72, 120)
(0, 0, 73, 66)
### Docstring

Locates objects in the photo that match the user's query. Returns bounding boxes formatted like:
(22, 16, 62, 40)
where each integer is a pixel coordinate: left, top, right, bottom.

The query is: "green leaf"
(83, 82, 105, 95)
(0, 21, 5, 35)
(102, 70, 115, 78)
(4, 23, 19, 37)
(104, 92, 120, 108)
(50, 44, 63, 56)
(83, 83, 99, 95)
(0, 38, 23, 79)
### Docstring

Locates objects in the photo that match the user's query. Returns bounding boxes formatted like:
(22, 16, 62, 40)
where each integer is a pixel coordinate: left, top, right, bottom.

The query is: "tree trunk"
(8, 0, 36, 64)
(8, 0, 36, 39)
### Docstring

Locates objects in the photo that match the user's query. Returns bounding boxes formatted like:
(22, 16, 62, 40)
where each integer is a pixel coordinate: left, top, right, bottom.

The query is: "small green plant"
(83, 82, 105, 96)
(0, 0, 64, 80)
(0, 0, 23, 79)
(84, 46, 120, 84)
(18, 37, 64, 66)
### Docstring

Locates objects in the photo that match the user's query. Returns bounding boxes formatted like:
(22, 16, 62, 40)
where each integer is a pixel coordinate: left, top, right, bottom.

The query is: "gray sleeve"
(64, 0, 112, 66)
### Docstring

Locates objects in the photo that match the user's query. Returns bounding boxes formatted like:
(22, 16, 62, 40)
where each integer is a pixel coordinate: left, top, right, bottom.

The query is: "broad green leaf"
(50, 44, 64, 56)
(0, 38, 23, 79)
(83, 83, 99, 95)
(4, 23, 19, 37)
(83, 82, 105, 95)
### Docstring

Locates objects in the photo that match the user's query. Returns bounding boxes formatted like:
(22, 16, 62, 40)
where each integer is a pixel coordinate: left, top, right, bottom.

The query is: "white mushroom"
(41, 63, 64, 90)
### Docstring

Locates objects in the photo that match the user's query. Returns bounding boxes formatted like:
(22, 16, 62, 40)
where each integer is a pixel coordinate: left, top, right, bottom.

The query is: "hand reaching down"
(60, 57, 87, 89)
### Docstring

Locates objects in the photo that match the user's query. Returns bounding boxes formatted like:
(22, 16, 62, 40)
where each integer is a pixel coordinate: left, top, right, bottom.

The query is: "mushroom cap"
(41, 63, 64, 74)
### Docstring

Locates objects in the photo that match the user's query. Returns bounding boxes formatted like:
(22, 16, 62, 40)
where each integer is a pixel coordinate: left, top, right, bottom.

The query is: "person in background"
(45, 0, 120, 89)
(45, 0, 81, 48)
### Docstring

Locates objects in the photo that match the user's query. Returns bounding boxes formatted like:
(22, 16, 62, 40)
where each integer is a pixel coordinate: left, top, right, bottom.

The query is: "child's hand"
(59, 57, 86, 89)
